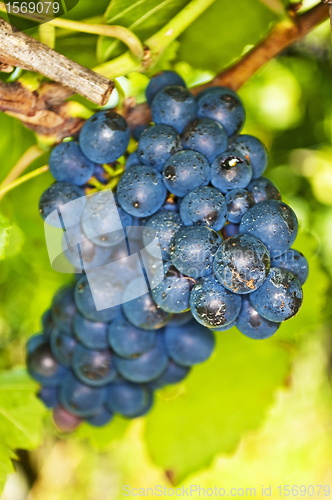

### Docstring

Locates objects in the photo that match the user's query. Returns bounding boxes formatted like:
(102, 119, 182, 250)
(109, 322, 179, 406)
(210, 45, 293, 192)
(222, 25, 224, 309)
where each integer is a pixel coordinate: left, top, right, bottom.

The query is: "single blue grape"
(63, 223, 112, 270)
(164, 319, 215, 366)
(225, 188, 255, 224)
(163, 150, 210, 197)
(27, 342, 66, 387)
(169, 226, 222, 278)
(138, 124, 181, 171)
(75, 275, 121, 323)
(107, 316, 156, 358)
(73, 311, 109, 350)
(149, 359, 190, 389)
(41, 309, 55, 339)
(168, 310, 193, 327)
(122, 278, 172, 330)
(85, 407, 113, 427)
(182, 118, 228, 162)
(236, 295, 280, 340)
(51, 286, 76, 336)
(59, 372, 106, 417)
(247, 177, 281, 204)
(146, 70, 186, 105)
(130, 389, 153, 417)
(79, 110, 130, 163)
(214, 234, 270, 294)
(126, 151, 141, 169)
(38, 386, 59, 408)
(50, 327, 77, 368)
(27, 333, 46, 354)
(151, 262, 191, 314)
(190, 274, 241, 328)
(196, 87, 245, 137)
(222, 222, 239, 239)
(143, 211, 183, 260)
(117, 165, 167, 217)
(114, 333, 168, 383)
(239, 200, 298, 256)
(39, 182, 85, 228)
(211, 150, 252, 193)
(232, 134, 268, 179)
(105, 380, 152, 418)
(49, 141, 95, 186)
(151, 86, 197, 133)
(72, 344, 117, 387)
(270, 249, 309, 285)
(179, 186, 227, 231)
(250, 267, 303, 322)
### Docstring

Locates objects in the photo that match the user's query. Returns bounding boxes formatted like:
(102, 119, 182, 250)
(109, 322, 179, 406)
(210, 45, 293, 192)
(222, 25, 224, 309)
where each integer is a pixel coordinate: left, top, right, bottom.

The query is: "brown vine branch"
(0, 18, 114, 106)
(192, 2, 329, 93)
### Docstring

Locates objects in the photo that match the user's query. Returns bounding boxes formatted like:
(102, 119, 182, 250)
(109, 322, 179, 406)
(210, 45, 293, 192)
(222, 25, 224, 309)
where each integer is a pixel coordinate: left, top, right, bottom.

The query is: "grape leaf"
(0, 214, 10, 261)
(98, 0, 191, 62)
(145, 331, 290, 484)
(177, 0, 279, 73)
(0, 369, 46, 493)
(74, 416, 130, 450)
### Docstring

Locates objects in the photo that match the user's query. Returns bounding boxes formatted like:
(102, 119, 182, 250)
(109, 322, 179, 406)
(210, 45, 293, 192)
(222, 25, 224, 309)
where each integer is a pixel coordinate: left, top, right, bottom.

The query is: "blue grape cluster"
(30, 70, 308, 432)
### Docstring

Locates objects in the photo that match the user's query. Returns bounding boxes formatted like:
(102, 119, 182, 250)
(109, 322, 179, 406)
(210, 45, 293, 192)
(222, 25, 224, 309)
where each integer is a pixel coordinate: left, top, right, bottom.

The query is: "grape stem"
(0, 165, 49, 200)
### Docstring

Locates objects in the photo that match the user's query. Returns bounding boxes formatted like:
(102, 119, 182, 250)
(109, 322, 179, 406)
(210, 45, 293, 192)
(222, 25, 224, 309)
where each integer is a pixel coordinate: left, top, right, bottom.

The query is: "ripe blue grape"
(164, 319, 215, 366)
(53, 405, 82, 432)
(107, 316, 156, 358)
(270, 249, 309, 285)
(63, 223, 112, 270)
(105, 380, 152, 418)
(163, 150, 210, 197)
(113, 333, 168, 382)
(138, 124, 181, 171)
(75, 275, 121, 323)
(249, 267, 303, 322)
(41, 309, 55, 338)
(151, 86, 197, 133)
(159, 196, 180, 213)
(85, 407, 113, 427)
(122, 278, 172, 330)
(232, 134, 268, 179)
(149, 359, 190, 389)
(225, 188, 255, 224)
(126, 150, 142, 169)
(189, 274, 241, 328)
(179, 186, 227, 231)
(51, 286, 76, 336)
(38, 387, 59, 408)
(239, 200, 298, 256)
(49, 141, 95, 186)
(247, 177, 281, 204)
(143, 211, 183, 260)
(209, 319, 237, 332)
(213, 234, 270, 294)
(39, 182, 85, 228)
(117, 165, 167, 217)
(27, 333, 46, 354)
(169, 226, 222, 278)
(59, 372, 106, 417)
(182, 118, 228, 162)
(211, 150, 252, 193)
(72, 344, 117, 387)
(236, 296, 280, 340)
(79, 110, 130, 163)
(27, 342, 66, 387)
(196, 87, 245, 137)
(146, 70, 186, 105)
(151, 262, 191, 314)
(81, 190, 132, 247)
(222, 222, 239, 239)
(73, 311, 109, 350)
(168, 310, 193, 327)
(50, 327, 77, 368)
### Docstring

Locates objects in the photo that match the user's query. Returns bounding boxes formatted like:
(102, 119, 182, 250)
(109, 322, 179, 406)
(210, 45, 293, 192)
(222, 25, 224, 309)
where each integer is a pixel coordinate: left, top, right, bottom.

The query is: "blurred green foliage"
(0, 0, 331, 496)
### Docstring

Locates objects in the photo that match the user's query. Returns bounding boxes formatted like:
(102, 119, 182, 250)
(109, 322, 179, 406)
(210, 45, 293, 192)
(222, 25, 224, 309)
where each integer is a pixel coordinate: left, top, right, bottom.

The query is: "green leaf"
(145, 331, 290, 484)
(177, 0, 279, 73)
(0, 214, 10, 261)
(98, 0, 191, 62)
(74, 415, 130, 450)
(0, 369, 46, 493)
